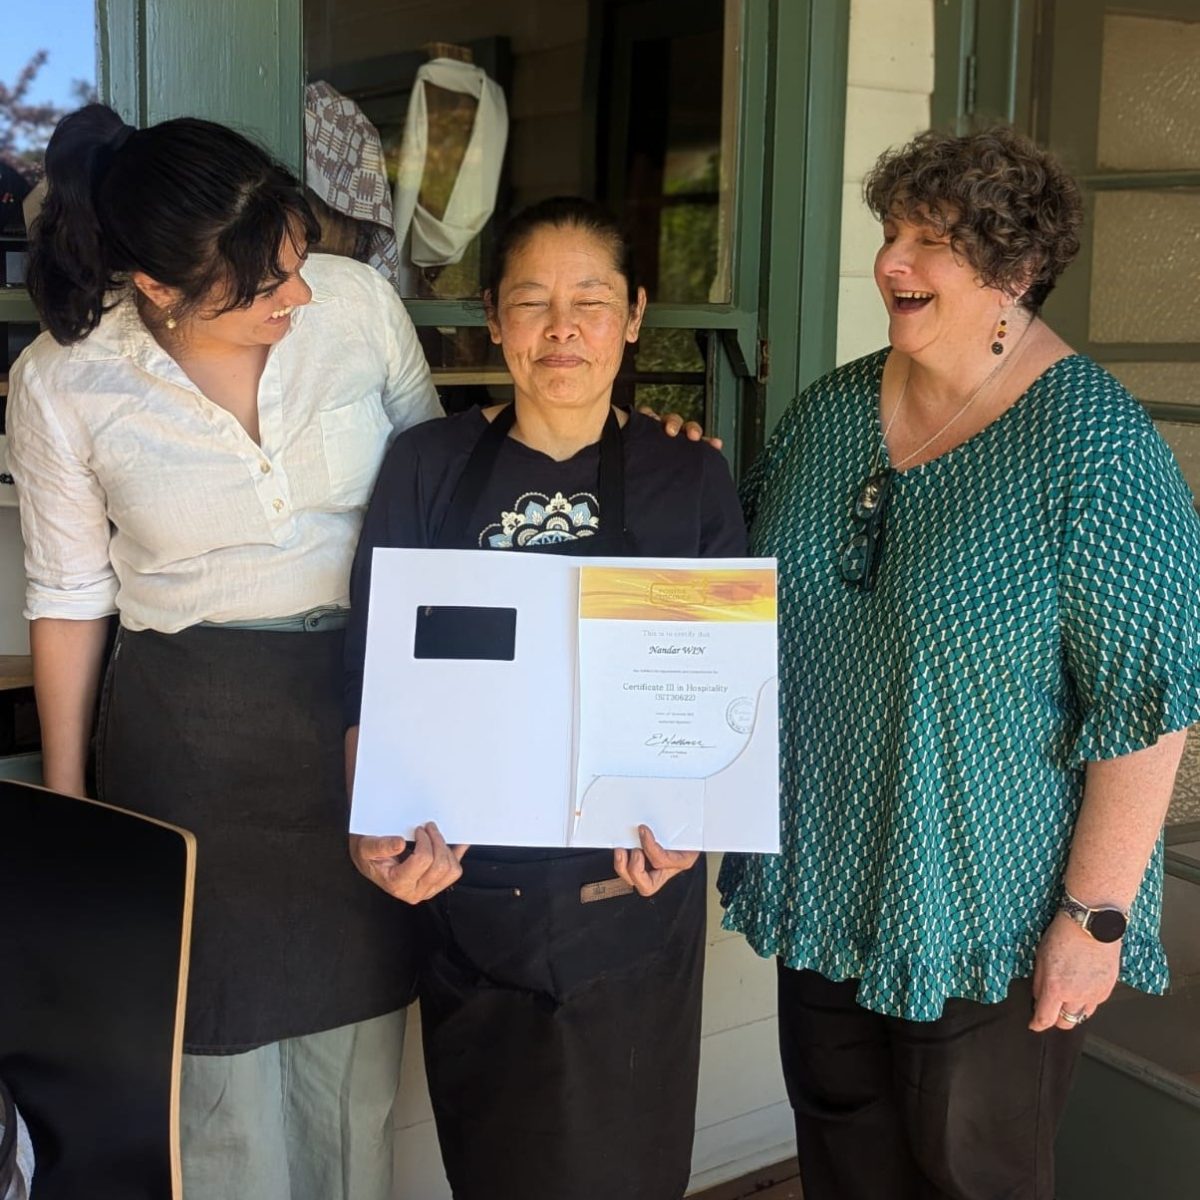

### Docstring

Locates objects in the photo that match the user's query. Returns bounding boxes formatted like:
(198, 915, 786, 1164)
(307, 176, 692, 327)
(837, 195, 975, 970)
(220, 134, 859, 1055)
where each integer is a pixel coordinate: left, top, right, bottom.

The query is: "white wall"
(837, 0, 935, 365)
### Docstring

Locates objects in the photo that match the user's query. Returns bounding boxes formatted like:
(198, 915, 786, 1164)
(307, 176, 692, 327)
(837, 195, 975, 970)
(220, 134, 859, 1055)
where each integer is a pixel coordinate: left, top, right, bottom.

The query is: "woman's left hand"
(613, 824, 700, 897)
(1029, 911, 1122, 1032)
(638, 406, 723, 450)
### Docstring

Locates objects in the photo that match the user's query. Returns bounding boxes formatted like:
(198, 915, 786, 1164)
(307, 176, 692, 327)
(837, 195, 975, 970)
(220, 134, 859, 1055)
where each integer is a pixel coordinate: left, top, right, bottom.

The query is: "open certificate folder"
(351, 550, 780, 852)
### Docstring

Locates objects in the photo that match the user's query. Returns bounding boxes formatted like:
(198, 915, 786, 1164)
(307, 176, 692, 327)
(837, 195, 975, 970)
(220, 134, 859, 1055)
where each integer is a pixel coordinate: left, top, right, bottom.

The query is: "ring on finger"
(1059, 1007, 1088, 1025)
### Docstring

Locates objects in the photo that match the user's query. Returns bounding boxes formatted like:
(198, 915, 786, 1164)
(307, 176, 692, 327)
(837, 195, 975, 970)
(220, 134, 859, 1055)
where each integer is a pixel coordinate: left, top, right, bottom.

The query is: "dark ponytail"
(28, 104, 319, 344)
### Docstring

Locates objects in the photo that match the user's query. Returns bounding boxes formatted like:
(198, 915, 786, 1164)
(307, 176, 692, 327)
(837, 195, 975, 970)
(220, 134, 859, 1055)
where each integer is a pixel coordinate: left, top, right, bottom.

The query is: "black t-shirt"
(344, 406, 747, 724)
(343, 406, 747, 859)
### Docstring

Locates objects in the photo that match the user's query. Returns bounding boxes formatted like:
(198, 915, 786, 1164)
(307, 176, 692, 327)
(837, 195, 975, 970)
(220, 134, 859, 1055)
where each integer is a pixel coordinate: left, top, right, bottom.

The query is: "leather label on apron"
(579, 877, 636, 903)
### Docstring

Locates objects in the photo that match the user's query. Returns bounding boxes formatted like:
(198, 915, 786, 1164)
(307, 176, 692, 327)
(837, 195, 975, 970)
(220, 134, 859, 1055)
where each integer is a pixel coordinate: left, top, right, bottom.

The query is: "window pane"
(1172, 729, 1200, 828)
(303, 0, 738, 303)
(1102, 362, 1200, 410)
(630, 327, 706, 426)
(1089, 191, 1200, 344)
(1097, 12, 1200, 172)
(1, 1, 97, 416)
(1150, 419, 1200, 505)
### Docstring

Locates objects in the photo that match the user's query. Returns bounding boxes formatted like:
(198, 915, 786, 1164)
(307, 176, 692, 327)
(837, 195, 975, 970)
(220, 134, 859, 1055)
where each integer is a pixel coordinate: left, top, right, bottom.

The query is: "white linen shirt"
(7, 253, 441, 632)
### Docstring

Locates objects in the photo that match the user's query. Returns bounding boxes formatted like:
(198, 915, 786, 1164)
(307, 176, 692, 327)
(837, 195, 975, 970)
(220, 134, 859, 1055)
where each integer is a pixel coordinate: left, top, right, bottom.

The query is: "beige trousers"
(179, 1007, 407, 1200)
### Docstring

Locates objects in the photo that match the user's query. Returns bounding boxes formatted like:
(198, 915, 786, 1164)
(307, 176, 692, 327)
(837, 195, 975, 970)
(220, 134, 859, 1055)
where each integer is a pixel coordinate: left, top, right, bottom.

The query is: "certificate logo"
(649, 582, 707, 607)
(726, 696, 755, 735)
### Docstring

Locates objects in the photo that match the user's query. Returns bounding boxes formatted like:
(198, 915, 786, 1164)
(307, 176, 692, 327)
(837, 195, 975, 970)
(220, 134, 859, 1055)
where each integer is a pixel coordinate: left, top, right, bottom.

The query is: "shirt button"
(273, 498, 285, 513)
(259, 460, 271, 474)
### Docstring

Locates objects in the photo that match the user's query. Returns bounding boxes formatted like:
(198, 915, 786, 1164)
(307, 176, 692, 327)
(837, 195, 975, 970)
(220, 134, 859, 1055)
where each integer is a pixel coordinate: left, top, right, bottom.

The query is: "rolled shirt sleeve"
(371, 269, 443, 435)
(6, 354, 119, 621)
(1061, 420, 1200, 763)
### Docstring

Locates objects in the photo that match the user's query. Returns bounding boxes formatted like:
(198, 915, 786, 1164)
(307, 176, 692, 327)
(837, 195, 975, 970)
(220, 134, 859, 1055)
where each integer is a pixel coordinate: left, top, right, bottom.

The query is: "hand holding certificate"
(350, 550, 779, 852)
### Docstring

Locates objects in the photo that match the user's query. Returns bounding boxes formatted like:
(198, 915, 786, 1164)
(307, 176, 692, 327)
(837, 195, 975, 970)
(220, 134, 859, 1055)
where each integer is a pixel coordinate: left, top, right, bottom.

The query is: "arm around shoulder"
(699, 445, 749, 557)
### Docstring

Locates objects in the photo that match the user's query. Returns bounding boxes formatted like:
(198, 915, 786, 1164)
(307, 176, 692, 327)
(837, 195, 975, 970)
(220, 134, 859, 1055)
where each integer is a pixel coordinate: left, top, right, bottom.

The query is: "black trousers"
(777, 965, 1085, 1200)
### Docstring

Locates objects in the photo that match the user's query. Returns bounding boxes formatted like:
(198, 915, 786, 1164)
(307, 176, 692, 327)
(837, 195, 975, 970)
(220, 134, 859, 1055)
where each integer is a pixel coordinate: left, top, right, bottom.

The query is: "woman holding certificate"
(343, 197, 745, 1200)
(719, 126, 1200, 1199)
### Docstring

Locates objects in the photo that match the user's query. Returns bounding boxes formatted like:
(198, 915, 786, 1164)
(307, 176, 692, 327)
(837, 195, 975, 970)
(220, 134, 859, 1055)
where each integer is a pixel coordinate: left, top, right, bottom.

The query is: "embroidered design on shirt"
(480, 491, 600, 548)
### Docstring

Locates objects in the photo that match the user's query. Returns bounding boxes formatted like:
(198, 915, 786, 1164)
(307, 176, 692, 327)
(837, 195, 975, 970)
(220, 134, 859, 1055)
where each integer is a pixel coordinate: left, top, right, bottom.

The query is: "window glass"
(1150, 419, 1200, 504)
(1103, 362, 1200, 409)
(633, 328, 706, 424)
(0, 0, 97, 433)
(1097, 12, 1200, 172)
(302, 0, 738, 306)
(1088, 190, 1200, 344)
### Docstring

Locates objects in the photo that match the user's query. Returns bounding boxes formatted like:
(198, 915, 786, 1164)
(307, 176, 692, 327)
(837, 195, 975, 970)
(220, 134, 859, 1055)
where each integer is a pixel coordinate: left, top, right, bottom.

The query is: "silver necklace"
(881, 317, 1033, 471)
(841, 318, 1033, 593)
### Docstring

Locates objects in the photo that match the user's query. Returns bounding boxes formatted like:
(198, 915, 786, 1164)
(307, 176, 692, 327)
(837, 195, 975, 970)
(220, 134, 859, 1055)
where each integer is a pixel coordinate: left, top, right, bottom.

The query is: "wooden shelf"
(0, 655, 33, 691)
(0, 289, 38, 323)
(430, 366, 513, 387)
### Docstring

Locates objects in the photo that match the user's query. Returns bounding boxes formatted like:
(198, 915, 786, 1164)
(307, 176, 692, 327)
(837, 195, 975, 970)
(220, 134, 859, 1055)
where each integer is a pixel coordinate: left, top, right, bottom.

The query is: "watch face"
(1086, 908, 1128, 943)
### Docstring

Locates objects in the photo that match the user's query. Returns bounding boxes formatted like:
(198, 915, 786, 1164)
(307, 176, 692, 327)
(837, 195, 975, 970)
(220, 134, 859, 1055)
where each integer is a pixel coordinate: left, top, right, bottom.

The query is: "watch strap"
(1059, 889, 1128, 943)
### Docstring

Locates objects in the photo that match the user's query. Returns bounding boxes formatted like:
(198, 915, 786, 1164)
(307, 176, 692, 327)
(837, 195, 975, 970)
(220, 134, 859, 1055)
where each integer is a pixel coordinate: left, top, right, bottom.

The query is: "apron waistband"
(198, 605, 349, 633)
(455, 848, 630, 893)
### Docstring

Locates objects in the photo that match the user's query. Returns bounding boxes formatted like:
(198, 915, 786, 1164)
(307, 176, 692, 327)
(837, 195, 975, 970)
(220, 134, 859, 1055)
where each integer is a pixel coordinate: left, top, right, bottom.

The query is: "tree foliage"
(0, 51, 94, 182)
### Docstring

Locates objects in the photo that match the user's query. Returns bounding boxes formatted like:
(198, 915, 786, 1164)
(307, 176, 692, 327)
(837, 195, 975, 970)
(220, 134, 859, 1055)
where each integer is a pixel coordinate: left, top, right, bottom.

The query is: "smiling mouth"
(267, 306, 295, 322)
(892, 290, 934, 314)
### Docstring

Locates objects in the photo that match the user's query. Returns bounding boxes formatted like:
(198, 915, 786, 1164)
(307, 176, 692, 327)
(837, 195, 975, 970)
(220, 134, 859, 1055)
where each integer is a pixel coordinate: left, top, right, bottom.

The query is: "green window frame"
(933, 0, 1200, 423)
(4, 0, 849, 473)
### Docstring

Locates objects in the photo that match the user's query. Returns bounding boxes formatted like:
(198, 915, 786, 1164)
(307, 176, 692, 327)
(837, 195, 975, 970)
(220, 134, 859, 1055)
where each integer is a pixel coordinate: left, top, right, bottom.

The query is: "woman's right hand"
(349, 821, 468, 904)
(613, 824, 700, 896)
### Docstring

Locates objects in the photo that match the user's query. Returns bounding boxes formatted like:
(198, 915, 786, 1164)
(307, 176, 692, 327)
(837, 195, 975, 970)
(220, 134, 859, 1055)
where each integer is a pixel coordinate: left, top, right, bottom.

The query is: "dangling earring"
(991, 316, 1008, 355)
(164, 309, 178, 331)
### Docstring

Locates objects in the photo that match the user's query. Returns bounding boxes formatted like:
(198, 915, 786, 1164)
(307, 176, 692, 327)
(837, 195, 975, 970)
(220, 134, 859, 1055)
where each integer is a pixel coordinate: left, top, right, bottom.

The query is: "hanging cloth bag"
(393, 58, 508, 268)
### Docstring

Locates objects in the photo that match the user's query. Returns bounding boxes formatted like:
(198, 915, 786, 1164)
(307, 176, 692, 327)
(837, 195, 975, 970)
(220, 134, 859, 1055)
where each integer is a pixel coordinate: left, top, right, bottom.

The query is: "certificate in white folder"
(351, 549, 779, 852)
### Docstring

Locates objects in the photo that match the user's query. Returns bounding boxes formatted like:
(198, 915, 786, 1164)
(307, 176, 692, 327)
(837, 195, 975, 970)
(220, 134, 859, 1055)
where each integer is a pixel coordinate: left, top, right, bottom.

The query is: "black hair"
(28, 103, 320, 344)
(484, 196, 640, 308)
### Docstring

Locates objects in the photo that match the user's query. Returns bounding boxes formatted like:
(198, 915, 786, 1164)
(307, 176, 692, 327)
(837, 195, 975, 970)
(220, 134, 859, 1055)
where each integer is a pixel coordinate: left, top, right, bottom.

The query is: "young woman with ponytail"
(7, 104, 441, 1199)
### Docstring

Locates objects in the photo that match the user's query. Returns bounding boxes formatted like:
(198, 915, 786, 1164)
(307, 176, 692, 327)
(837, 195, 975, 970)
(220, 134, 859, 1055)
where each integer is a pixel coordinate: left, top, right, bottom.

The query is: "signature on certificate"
(644, 732, 715, 756)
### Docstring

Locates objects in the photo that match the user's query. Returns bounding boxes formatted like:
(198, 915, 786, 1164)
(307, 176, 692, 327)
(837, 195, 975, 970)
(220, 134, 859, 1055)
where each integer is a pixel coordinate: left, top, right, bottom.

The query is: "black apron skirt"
(419, 404, 706, 1200)
(421, 852, 706, 1200)
(96, 623, 418, 1054)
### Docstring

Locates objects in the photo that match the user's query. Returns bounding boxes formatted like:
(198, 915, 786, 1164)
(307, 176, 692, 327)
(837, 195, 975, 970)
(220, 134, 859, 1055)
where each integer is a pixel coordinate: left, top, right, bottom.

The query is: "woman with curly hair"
(719, 126, 1200, 1199)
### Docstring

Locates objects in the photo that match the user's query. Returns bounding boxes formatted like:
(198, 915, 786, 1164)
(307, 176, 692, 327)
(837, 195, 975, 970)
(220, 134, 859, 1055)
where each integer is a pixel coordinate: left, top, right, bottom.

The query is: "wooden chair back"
(0, 781, 194, 1200)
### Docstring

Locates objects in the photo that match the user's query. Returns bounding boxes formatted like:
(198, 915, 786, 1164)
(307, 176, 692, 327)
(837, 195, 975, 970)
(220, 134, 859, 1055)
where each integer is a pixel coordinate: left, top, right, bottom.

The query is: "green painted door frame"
(90, 0, 847, 469)
(99, 0, 305, 171)
(759, 0, 848, 443)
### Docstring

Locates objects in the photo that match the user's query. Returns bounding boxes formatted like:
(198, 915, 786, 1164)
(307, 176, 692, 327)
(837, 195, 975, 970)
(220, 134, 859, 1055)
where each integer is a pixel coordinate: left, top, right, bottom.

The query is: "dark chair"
(0, 1074, 18, 1197)
(0, 781, 195, 1200)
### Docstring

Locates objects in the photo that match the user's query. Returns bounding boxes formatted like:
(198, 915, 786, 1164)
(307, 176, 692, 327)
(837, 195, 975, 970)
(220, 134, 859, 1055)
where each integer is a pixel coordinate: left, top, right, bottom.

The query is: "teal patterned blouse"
(718, 350, 1200, 1020)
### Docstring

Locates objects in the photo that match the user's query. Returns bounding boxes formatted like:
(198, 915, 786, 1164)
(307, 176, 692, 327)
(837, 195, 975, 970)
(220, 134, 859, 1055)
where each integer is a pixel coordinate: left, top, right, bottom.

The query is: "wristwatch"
(1058, 889, 1128, 944)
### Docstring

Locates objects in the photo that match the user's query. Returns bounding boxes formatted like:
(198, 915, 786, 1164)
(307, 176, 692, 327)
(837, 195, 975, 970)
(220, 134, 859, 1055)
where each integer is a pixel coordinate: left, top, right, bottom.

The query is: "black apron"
(95, 623, 418, 1053)
(419, 404, 707, 1200)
